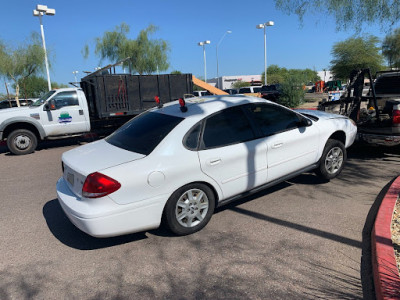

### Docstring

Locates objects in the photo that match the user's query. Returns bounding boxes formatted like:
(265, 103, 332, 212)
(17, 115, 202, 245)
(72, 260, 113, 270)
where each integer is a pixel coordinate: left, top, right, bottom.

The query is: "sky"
(0, 0, 396, 94)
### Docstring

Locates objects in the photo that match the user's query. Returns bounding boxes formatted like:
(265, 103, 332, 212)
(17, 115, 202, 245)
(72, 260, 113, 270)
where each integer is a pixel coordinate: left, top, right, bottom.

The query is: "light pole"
(33, 4, 55, 91)
(198, 40, 211, 82)
(216, 30, 232, 88)
(72, 71, 79, 83)
(256, 21, 274, 86)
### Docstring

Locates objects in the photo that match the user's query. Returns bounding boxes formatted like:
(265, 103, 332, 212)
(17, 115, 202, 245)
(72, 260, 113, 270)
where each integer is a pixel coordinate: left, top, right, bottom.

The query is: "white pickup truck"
(0, 71, 194, 155)
(0, 88, 94, 155)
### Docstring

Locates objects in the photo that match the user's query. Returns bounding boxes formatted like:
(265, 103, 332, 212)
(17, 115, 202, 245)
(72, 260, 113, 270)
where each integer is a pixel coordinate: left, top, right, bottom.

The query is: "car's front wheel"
(163, 183, 215, 236)
(315, 139, 346, 180)
(7, 129, 38, 155)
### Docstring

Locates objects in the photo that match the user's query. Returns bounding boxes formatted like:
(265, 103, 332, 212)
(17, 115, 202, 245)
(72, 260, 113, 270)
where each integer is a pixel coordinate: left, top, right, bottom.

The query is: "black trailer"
(80, 68, 193, 120)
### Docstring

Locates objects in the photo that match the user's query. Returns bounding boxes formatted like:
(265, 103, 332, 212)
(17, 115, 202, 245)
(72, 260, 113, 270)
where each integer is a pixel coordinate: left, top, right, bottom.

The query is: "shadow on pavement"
(43, 199, 147, 250)
(0, 135, 101, 155)
(348, 142, 400, 160)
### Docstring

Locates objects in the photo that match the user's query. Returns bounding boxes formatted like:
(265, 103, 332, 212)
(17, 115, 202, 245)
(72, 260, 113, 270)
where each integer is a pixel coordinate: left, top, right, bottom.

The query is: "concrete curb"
(372, 176, 400, 299)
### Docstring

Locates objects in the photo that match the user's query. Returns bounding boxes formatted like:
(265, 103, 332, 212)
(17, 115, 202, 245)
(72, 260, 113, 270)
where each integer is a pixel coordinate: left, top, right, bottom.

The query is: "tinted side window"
(184, 123, 202, 150)
(52, 91, 79, 109)
(0, 101, 9, 109)
(202, 106, 255, 149)
(374, 75, 400, 94)
(239, 88, 251, 93)
(106, 112, 183, 155)
(246, 104, 301, 136)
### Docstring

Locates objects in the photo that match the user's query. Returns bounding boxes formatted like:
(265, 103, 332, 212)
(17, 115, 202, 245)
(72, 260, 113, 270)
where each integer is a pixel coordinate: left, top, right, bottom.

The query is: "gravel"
(392, 196, 400, 274)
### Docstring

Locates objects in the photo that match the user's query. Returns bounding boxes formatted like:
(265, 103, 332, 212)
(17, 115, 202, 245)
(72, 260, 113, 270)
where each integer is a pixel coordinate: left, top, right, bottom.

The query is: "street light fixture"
(33, 4, 55, 91)
(198, 40, 211, 82)
(216, 30, 232, 88)
(72, 71, 79, 83)
(256, 21, 274, 86)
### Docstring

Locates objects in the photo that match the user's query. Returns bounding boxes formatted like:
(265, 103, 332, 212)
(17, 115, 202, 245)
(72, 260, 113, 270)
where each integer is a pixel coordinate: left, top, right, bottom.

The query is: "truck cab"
(0, 88, 90, 155)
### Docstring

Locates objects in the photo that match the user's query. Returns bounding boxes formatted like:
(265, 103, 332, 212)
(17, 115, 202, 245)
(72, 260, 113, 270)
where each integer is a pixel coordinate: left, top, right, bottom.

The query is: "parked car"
(260, 84, 281, 101)
(192, 90, 212, 97)
(238, 86, 262, 94)
(223, 88, 238, 95)
(0, 99, 33, 109)
(319, 69, 400, 146)
(57, 95, 357, 237)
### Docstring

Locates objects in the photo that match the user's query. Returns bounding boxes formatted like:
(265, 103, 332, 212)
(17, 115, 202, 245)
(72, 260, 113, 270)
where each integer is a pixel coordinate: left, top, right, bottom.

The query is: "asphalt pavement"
(1, 139, 399, 299)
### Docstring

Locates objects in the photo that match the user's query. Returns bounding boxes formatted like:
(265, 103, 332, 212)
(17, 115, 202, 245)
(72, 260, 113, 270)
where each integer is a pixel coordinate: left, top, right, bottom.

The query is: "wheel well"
(194, 181, 220, 206)
(328, 131, 346, 145)
(3, 123, 41, 140)
(163, 181, 220, 213)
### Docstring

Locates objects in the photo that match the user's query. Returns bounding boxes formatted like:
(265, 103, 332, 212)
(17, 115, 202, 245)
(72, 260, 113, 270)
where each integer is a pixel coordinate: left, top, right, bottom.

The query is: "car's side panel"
(102, 137, 223, 207)
(0, 116, 47, 139)
(198, 139, 268, 199)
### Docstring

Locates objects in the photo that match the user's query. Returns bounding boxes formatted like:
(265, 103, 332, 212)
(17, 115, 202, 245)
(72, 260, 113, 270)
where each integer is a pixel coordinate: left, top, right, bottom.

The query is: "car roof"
(149, 95, 270, 121)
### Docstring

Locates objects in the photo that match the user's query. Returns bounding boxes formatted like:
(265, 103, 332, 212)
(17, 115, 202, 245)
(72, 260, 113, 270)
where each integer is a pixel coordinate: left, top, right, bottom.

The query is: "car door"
(244, 103, 320, 182)
(40, 91, 89, 136)
(197, 106, 268, 199)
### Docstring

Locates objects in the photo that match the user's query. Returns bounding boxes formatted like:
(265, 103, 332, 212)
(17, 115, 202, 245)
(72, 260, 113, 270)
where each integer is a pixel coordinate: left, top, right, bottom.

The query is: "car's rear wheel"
(315, 139, 346, 180)
(7, 129, 38, 155)
(163, 183, 215, 236)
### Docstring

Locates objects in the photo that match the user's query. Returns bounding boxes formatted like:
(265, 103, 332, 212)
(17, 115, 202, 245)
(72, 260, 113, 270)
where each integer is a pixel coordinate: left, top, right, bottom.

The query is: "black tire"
(163, 183, 215, 236)
(7, 129, 38, 155)
(315, 139, 346, 180)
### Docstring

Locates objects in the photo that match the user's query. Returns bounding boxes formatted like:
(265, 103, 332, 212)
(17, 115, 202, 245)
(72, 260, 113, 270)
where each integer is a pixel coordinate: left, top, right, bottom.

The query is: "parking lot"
(1, 139, 399, 299)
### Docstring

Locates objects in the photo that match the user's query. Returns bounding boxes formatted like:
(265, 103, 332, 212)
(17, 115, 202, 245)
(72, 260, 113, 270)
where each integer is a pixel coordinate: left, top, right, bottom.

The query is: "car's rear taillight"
(393, 109, 400, 125)
(82, 172, 121, 198)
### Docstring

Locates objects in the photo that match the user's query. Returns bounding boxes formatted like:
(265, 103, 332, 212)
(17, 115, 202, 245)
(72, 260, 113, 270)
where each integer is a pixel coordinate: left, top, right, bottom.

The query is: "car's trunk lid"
(62, 139, 145, 197)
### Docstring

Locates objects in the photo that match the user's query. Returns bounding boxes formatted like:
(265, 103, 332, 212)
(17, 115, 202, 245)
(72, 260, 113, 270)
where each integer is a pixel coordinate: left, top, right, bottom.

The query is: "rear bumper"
(56, 177, 167, 237)
(358, 133, 400, 146)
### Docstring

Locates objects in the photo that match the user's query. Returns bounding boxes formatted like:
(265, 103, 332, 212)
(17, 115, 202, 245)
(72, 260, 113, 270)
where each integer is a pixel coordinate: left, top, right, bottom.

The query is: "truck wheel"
(315, 139, 346, 181)
(163, 183, 215, 236)
(7, 129, 38, 155)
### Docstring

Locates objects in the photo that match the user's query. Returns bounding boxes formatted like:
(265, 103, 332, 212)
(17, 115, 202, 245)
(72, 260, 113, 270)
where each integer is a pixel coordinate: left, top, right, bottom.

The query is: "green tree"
(232, 79, 250, 89)
(170, 70, 182, 74)
(15, 75, 68, 98)
(275, 0, 400, 31)
(382, 28, 400, 68)
(86, 23, 170, 75)
(262, 65, 287, 84)
(330, 35, 384, 80)
(0, 33, 46, 105)
(277, 73, 306, 108)
(262, 65, 320, 85)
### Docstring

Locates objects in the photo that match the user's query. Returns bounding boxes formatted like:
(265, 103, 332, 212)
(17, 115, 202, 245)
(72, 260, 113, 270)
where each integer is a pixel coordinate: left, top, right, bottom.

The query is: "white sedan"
(56, 95, 357, 237)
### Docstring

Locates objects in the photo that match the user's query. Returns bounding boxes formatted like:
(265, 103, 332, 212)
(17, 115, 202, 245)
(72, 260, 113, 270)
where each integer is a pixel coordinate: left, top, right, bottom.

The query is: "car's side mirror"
(44, 99, 56, 111)
(299, 117, 312, 127)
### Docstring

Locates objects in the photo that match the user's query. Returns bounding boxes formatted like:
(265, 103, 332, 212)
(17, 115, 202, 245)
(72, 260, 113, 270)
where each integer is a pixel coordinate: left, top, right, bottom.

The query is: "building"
(317, 70, 334, 82)
(207, 75, 262, 90)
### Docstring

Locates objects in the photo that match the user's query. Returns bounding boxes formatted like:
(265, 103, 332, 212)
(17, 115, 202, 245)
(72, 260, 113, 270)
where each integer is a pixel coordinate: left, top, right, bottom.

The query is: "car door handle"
(272, 142, 283, 149)
(208, 158, 221, 166)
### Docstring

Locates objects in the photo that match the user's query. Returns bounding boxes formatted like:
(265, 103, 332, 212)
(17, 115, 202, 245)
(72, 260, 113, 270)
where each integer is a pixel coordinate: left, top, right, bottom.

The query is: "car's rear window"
(375, 74, 400, 94)
(105, 112, 184, 155)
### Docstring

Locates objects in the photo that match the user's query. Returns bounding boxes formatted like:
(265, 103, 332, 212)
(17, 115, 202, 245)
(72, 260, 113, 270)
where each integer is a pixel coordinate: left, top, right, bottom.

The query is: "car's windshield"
(31, 90, 56, 106)
(106, 111, 184, 155)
